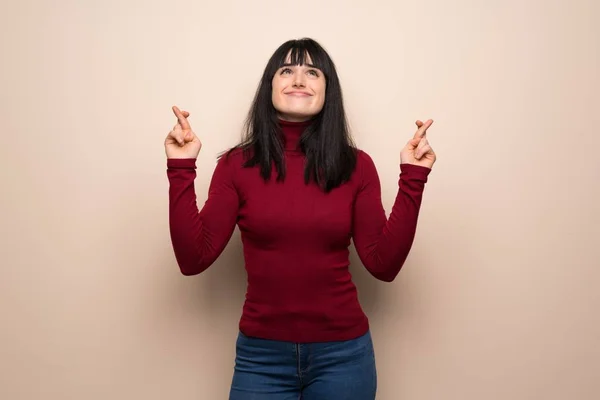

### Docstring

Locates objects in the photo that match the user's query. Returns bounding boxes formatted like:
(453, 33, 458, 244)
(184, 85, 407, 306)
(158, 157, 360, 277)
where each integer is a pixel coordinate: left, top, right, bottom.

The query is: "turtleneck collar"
(278, 118, 312, 153)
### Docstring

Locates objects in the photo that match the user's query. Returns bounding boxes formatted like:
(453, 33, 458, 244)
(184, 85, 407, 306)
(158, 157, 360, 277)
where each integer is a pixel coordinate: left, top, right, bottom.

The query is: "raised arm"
(351, 153, 431, 282)
(165, 106, 239, 275)
(167, 156, 240, 275)
(352, 119, 436, 282)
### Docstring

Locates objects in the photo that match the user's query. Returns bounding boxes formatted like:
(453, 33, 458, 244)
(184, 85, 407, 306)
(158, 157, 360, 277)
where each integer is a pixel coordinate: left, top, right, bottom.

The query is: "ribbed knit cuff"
(400, 163, 431, 175)
(167, 158, 197, 169)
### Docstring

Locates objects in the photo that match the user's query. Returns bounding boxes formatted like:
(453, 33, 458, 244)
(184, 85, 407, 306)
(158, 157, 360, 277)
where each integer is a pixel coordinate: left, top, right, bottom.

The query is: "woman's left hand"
(400, 119, 437, 169)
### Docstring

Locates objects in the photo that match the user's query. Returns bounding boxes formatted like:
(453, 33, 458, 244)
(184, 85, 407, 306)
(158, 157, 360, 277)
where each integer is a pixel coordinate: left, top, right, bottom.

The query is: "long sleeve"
(352, 152, 431, 282)
(167, 156, 240, 276)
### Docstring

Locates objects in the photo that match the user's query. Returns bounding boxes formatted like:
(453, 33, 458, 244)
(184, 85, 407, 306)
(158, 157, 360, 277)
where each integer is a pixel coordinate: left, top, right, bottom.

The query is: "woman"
(164, 38, 436, 399)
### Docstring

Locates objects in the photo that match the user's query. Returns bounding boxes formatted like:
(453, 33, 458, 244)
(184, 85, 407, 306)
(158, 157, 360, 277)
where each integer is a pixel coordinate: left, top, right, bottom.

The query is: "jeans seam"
(296, 343, 303, 385)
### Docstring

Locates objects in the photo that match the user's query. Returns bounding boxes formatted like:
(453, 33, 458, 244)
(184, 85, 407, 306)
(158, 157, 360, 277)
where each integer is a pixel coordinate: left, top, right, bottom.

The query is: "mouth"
(285, 91, 312, 97)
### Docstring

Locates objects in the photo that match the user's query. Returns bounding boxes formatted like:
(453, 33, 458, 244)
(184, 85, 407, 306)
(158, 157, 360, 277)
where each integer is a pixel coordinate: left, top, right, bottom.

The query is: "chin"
(280, 107, 318, 119)
(280, 112, 315, 122)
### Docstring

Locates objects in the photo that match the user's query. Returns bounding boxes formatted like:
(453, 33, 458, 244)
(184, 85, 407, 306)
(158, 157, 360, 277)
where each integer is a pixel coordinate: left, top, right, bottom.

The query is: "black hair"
(224, 37, 357, 193)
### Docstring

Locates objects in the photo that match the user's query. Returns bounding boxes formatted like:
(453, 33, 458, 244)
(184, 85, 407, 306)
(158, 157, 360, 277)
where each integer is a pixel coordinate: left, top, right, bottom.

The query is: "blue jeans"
(229, 329, 377, 399)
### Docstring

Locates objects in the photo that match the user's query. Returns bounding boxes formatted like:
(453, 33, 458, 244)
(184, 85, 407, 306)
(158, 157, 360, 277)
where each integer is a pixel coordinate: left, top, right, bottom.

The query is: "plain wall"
(1, 0, 599, 398)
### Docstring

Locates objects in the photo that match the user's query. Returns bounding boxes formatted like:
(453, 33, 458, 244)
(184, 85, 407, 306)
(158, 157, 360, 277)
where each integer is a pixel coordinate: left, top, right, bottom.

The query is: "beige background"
(1, 0, 599, 399)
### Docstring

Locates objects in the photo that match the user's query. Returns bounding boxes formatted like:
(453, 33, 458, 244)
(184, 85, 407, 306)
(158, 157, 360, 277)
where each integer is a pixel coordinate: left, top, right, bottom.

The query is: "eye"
(280, 67, 292, 75)
(307, 69, 319, 77)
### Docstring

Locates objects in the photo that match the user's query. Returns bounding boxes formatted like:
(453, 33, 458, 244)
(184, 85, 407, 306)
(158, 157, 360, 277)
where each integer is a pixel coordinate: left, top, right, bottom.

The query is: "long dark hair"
(225, 38, 357, 193)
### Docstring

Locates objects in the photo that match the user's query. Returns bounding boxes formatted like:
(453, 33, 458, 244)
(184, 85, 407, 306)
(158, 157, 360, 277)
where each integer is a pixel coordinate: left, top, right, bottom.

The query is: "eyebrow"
(280, 63, 320, 69)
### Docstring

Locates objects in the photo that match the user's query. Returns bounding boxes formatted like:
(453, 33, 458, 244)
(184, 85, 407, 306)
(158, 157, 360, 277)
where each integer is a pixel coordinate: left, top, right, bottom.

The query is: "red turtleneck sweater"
(167, 120, 431, 342)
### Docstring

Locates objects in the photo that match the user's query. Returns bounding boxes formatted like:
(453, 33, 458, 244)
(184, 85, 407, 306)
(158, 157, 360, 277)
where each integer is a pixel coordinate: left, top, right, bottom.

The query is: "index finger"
(172, 105, 191, 130)
(414, 119, 433, 139)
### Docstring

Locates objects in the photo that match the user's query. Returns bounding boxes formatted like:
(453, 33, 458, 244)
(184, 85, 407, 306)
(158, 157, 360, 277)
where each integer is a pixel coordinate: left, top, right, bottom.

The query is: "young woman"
(164, 37, 436, 400)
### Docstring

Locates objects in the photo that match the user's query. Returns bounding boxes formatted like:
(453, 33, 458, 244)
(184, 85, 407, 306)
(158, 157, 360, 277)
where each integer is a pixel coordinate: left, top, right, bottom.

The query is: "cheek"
(271, 81, 283, 105)
(272, 92, 283, 110)
(315, 83, 326, 106)
(316, 80, 326, 95)
(272, 78, 281, 90)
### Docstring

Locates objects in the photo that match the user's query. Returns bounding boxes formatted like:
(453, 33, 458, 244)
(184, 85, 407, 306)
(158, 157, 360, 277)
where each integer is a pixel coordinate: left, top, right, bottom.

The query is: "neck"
(278, 118, 311, 152)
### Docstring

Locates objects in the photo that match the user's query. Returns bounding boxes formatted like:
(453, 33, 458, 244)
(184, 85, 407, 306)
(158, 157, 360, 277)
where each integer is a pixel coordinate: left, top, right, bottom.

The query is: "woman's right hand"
(165, 105, 202, 159)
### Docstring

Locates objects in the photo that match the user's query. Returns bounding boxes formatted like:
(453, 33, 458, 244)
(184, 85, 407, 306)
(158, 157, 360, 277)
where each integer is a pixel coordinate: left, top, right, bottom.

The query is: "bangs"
(276, 41, 328, 73)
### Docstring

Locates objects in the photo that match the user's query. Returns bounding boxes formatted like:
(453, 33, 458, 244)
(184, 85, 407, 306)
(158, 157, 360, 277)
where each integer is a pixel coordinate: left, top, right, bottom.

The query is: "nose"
(293, 74, 306, 88)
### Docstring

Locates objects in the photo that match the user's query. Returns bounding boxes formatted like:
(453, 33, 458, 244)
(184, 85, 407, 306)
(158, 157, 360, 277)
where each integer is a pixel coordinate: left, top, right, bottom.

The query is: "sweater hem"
(238, 316, 370, 343)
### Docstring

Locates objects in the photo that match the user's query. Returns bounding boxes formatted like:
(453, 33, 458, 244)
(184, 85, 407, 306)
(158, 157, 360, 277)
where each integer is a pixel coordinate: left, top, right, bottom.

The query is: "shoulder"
(215, 147, 245, 169)
(205, 148, 244, 185)
(355, 149, 375, 165)
(347, 149, 380, 190)
(354, 149, 379, 176)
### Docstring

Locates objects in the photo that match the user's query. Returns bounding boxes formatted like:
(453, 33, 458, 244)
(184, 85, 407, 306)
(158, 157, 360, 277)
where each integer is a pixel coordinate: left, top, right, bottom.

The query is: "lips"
(285, 91, 312, 97)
